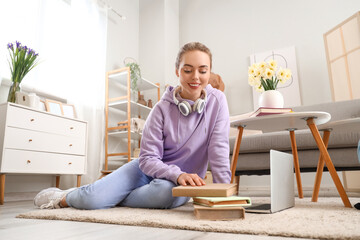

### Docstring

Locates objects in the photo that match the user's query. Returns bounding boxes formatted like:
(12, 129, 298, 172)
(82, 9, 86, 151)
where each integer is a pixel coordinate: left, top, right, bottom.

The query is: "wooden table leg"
(0, 174, 5, 205)
(230, 126, 244, 184)
(77, 175, 81, 187)
(306, 118, 352, 208)
(289, 130, 303, 198)
(312, 130, 331, 202)
(56, 176, 60, 188)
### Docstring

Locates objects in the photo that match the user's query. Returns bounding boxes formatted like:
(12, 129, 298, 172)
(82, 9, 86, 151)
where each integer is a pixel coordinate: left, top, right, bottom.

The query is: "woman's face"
(176, 50, 211, 101)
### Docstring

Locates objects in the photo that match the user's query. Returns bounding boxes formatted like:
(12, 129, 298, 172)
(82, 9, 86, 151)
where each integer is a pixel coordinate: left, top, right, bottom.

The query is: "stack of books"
(193, 196, 251, 220)
(172, 183, 251, 220)
(250, 107, 293, 117)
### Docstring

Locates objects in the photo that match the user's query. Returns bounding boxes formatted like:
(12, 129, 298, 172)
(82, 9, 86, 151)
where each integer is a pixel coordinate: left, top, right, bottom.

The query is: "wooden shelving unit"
(103, 67, 160, 175)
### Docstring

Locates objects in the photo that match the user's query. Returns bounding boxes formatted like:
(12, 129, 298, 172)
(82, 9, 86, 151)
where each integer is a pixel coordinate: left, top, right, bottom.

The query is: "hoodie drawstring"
(177, 112, 181, 144)
(204, 102, 207, 134)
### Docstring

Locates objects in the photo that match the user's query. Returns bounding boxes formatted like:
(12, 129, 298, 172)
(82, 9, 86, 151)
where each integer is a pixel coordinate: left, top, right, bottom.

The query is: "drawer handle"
(29, 139, 33, 142)
(68, 162, 72, 165)
(69, 144, 73, 147)
(30, 118, 35, 122)
(27, 160, 31, 164)
(70, 127, 74, 130)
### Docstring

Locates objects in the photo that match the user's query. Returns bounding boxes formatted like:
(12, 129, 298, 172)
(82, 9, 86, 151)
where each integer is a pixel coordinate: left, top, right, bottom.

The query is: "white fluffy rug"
(17, 197, 360, 239)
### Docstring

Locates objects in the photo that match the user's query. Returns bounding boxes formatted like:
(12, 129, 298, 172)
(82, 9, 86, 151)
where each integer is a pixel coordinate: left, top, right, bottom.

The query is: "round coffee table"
(230, 111, 352, 208)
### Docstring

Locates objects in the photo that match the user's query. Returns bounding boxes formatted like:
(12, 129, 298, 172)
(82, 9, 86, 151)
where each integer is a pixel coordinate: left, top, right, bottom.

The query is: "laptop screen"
(270, 150, 295, 213)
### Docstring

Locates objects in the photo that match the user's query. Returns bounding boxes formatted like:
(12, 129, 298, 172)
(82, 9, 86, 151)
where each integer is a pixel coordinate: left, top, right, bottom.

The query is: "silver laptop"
(244, 149, 295, 214)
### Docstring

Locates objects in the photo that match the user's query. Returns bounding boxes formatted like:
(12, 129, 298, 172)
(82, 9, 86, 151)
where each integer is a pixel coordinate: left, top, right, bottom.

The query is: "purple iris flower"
(16, 41, 21, 49)
(7, 43, 13, 50)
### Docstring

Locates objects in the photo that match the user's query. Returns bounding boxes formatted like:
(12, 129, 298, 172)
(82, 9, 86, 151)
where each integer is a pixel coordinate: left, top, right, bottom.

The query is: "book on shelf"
(172, 183, 237, 197)
(193, 196, 252, 208)
(193, 204, 245, 220)
(250, 107, 293, 117)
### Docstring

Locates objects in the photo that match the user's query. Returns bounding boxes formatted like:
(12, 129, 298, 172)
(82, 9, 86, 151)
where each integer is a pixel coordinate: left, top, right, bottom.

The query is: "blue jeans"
(66, 159, 189, 210)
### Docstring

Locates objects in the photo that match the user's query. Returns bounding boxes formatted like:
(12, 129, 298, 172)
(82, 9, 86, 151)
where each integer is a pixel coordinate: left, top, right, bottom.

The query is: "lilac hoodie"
(138, 84, 231, 185)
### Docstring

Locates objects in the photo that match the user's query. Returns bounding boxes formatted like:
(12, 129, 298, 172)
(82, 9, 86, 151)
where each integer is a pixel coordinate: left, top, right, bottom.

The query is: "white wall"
(179, 0, 360, 115)
(106, 0, 139, 71)
(139, 0, 179, 95)
(164, 0, 180, 88)
(139, 0, 165, 95)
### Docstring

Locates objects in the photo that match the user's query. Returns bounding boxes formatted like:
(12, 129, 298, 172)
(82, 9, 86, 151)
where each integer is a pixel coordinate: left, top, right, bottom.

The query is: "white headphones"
(172, 86, 207, 116)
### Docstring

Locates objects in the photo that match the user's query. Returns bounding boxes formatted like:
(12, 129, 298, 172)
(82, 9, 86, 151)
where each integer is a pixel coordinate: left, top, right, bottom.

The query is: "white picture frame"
(62, 104, 77, 118)
(45, 99, 63, 115)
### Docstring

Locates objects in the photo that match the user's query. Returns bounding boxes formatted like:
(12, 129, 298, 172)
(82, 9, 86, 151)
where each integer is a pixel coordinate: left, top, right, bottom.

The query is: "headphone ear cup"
(178, 101, 192, 116)
(193, 99, 205, 114)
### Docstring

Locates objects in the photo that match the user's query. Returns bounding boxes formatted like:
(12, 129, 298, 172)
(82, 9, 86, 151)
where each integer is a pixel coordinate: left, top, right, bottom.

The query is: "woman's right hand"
(177, 173, 206, 186)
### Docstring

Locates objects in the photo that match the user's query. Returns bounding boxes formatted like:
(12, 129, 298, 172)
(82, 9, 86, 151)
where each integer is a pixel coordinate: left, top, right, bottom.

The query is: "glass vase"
(7, 82, 20, 103)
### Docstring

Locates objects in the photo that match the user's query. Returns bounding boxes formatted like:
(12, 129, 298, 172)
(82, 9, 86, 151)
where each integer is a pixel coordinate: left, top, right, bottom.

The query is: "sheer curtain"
(0, 0, 108, 186)
(65, 0, 108, 186)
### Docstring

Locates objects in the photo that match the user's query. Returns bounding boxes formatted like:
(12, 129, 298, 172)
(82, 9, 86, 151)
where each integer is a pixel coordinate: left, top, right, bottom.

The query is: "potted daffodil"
(248, 59, 291, 108)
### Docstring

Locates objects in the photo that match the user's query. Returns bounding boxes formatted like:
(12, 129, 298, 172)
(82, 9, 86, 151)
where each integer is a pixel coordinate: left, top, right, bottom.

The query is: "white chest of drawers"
(0, 102, 88, 204)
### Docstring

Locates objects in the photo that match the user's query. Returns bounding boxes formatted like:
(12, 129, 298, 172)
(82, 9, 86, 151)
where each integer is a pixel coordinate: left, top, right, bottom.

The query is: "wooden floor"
(0, 200, 307, 240)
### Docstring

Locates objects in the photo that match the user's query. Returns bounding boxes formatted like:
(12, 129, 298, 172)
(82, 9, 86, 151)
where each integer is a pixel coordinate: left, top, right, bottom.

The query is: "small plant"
(125, 62, 141, 92)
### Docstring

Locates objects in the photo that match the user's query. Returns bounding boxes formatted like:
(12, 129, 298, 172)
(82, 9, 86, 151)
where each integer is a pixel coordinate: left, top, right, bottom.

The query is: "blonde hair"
(175, 42, 212, 70)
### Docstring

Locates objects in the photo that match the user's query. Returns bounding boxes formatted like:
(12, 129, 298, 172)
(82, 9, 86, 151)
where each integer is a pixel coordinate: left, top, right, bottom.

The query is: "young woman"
(34, 42, 231, 210)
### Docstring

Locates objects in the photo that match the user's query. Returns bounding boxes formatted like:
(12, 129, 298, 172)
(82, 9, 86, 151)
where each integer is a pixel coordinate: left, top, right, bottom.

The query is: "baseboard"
(4, 192, 38, 202)
(343, 171, 360, 192)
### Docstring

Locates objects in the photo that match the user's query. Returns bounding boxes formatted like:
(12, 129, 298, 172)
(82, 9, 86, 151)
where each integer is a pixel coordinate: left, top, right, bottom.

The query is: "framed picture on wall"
(45, 99, 63, 115)
(62, 104, 77, 118)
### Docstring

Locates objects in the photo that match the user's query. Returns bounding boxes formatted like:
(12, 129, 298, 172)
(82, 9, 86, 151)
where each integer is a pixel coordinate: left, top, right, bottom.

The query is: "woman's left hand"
(177, 173, 206, 186)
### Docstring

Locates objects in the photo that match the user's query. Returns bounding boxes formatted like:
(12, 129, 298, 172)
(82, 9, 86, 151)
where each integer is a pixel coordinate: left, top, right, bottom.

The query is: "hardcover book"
(250, 107, 293, 117)
(193, 196, 251, 207)
(172, 183, 237, 197)
(193, 204, 245, 220)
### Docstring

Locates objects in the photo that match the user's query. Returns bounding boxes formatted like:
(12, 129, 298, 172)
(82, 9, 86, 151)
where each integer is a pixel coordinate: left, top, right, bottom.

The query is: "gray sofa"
(229, 99, 360, 176)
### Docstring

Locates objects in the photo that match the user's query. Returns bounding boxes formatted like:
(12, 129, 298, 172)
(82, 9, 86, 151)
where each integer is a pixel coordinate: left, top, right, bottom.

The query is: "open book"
(193, 196, 251, 208)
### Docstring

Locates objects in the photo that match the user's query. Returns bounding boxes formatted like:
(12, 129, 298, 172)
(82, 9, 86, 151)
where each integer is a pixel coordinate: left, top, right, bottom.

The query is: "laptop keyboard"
(246, 203, 271, 210)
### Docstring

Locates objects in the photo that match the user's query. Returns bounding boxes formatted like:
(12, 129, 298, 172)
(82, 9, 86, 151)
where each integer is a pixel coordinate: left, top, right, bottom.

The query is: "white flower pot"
(258, 90, 284, 108)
